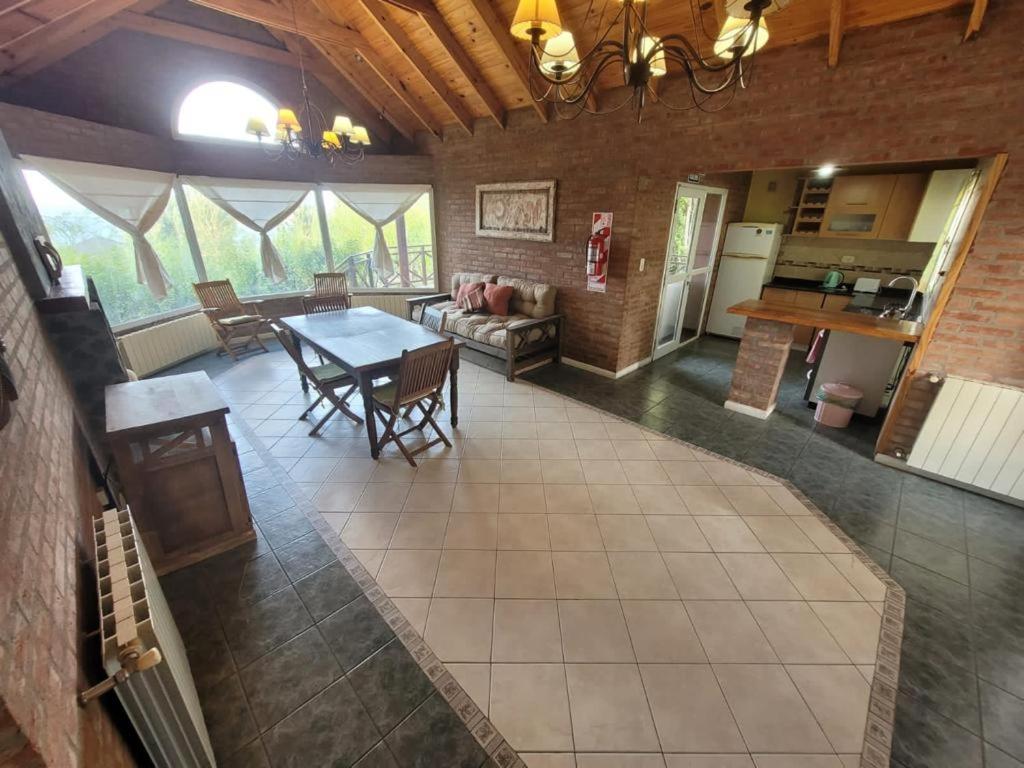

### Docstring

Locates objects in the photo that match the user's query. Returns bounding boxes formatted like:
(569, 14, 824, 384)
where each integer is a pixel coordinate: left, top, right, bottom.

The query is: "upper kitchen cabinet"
(816, 173, 928, 240)
(878, 173, 929, 240)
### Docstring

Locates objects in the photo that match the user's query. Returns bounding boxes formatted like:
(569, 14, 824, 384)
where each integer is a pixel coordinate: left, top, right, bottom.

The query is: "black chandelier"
(510, 0, 788, 120)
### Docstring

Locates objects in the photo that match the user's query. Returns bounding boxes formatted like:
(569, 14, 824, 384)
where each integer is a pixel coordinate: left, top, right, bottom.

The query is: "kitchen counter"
(727, 299, 923, 342)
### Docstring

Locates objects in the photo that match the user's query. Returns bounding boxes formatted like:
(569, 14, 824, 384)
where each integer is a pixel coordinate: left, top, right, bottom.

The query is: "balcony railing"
(336, 243, 434, 290)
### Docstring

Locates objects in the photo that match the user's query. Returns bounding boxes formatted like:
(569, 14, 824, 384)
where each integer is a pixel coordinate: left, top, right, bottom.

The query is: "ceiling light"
(815, 164, 837, 177)
(714, 17, 770, 60)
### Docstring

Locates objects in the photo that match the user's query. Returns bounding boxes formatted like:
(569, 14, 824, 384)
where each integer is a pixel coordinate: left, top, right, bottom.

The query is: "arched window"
(176, 80, 277, 143)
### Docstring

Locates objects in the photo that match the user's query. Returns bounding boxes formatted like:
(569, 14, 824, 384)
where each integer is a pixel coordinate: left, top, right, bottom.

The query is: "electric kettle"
(822, 270, 844, 289)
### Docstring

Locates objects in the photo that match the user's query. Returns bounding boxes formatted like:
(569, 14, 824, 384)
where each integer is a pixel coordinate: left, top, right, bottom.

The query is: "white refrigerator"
(706, 222, 783, 339)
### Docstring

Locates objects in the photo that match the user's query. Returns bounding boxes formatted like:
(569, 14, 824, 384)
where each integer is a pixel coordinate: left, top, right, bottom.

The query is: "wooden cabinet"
(761, 287, 795, 305)
(878, 173, 929, 240)
(822, 294, 852, 312)
(820, 173, 926, 241)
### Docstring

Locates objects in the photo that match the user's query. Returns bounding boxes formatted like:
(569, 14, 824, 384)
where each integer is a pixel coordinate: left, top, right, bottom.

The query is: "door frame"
(651, 182, 729, 361)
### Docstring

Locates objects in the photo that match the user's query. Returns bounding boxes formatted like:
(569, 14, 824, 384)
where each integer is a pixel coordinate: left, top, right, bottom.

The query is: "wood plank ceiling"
(0, 0, 982, 145)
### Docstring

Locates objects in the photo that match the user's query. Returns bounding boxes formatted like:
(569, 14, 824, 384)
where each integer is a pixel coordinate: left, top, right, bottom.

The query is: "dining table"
(277, 306, 462, 459)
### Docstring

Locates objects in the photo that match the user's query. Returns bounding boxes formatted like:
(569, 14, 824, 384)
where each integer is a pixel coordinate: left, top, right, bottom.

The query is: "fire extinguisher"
(587, 231, 606, 276)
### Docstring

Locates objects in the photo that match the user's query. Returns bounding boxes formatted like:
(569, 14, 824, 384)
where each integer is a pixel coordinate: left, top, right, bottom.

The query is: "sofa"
(407, 273, 564, 380)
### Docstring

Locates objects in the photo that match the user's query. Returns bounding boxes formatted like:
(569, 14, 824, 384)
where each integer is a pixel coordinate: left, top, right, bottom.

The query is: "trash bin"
(814, 382, 863, 428)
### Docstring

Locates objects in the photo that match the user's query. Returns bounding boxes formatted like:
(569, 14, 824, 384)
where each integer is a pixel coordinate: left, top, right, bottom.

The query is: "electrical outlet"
(841, 255, 855, 264)
(639, 258, 646, 272)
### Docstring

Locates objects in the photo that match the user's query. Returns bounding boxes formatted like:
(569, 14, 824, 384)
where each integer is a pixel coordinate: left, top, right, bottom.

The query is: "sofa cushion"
(497, 276, 556, 319)
(483, 283, 514, 316)
(455, 280, 485, 303)
(450, 273, 497, 295)
(458, 286, 486, 313)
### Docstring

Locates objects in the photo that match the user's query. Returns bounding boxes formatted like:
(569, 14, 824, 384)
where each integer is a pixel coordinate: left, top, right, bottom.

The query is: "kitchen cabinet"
(822, 294, 852, 312)
(878, 173, 929, 240)
(819, 173, 926, 241)
(758, 287, 846, 348)
(793, 291, 824, 346)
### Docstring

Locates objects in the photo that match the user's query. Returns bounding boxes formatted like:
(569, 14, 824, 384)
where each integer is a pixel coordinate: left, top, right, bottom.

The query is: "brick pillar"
(725, 318, 794, 418)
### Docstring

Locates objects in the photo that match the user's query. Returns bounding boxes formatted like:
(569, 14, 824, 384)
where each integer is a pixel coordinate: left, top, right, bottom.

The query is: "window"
(177, 80, 277, 143)
(23, 170, 199, 327)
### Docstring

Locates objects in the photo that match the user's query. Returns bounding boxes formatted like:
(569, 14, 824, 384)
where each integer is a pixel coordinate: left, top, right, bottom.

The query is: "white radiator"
(94, 508, 215, 767)
(351, 292, 411, 317)
(117, 313, 218, 377)
(907, 376, 1024, 502)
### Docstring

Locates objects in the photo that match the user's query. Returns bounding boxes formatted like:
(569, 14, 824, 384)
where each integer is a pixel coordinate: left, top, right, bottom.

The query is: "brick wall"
(726, 318, 794, 413)
(0, 235, 137, 765)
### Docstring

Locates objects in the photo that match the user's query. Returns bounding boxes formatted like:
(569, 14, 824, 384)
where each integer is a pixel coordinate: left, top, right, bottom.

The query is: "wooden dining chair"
(302, 294, 350, 314)
(193, 280, 271, 361)
(419, 305, 447, 334)
(311, 272, 351, 306)
(371, 338, 455, 466)
(271, 324, 363, 435)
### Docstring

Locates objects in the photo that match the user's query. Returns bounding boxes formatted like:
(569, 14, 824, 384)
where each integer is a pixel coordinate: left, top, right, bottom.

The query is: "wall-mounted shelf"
(790, 177, 835, 236)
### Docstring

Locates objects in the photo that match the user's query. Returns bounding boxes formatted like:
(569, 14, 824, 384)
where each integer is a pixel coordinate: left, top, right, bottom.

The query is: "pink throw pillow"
(455, 281, 484, 304)
(483, 283, 514, 316)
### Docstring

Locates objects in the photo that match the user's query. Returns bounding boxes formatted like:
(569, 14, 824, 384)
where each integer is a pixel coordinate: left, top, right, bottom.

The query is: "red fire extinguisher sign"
(587, 212, 612, 293)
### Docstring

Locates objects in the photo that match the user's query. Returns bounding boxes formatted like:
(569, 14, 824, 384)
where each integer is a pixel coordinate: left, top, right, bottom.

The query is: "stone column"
(725, 318, 794, 419)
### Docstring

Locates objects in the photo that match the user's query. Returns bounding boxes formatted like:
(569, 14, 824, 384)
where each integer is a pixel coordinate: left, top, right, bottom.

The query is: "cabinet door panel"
(792, 291, 824, 347)
(820, 175, 897, 239)
(822, 294, 852, 311)
(761, 287, 796, 304)
(878, 173, 929, 240)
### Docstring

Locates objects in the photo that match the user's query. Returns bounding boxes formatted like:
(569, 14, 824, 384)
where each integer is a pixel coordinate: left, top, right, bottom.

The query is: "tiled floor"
(166, 346, 903, 768)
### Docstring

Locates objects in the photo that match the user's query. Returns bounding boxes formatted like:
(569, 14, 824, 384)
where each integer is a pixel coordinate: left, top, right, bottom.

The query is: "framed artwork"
(475, 180, 556, 242)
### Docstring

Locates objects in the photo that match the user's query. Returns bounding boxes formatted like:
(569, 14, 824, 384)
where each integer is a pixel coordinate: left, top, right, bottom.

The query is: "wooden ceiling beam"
(188, 0, 363, 49)
(355, 0, 475, 135)
(963, 0, 987, 40)
(463, 0, 546, 123)
(828, 0, 845, 68)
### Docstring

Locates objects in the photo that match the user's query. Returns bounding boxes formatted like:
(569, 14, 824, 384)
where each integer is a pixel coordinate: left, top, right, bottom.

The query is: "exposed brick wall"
(0, 233, 137, 766)
(726, 318, 793, 412)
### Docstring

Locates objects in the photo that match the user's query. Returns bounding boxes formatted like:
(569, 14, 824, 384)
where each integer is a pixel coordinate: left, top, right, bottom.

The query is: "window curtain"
(184, 177, 312, 283)
(25, 156, 175, 298)
(324, 183, 430, 275)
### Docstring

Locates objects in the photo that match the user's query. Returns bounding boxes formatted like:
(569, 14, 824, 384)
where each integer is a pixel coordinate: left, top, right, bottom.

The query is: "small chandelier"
(510, 0, 787, 121)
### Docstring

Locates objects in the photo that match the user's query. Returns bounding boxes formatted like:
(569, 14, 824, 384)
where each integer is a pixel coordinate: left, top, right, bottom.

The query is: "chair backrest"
(303, 295, 349, 314)
(270, 324, 317, 382)
(194, 280, 244, 317)
(313, 273, 350, 301)
(421, 306, 446, 334)
(391, 339, 454, 408)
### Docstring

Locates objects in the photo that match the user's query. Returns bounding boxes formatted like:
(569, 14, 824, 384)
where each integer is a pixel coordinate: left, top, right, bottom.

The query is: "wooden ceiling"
(0, 0, 986, 147)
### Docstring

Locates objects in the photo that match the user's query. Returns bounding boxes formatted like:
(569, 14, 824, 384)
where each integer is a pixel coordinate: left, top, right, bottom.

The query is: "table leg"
(359, 371, 380, 459)
(291, 330, 309, 393)
(449, 349, 460, 427)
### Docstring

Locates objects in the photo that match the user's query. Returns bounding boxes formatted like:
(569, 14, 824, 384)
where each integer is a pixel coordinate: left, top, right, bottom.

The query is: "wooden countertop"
(106, 371, 228, 437)
(728, 300, 923, 342)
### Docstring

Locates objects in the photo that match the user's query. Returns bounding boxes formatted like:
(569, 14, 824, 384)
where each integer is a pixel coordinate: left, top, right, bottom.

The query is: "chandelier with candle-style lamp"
(510, 0, 789, 120)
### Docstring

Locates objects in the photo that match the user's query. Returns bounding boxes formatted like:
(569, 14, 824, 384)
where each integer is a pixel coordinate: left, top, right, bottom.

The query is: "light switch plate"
(639, 258, 646, 272)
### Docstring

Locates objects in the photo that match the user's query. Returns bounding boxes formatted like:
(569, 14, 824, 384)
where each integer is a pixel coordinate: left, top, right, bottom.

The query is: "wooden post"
(314, 187, 334, 271)
(174, 181, 207, 282)
(395, 214, 411, 288)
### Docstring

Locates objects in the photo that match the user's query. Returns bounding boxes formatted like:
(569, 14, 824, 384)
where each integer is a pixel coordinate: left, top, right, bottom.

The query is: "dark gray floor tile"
(348, 640, 435, 733)
(221, 586, 314, 667)
(276, 531, 337, 581)
(240, 450, 268, 475)
(898, 506, 967, 553)
(354, 742, 400, 768)
(259, 506, 316, 549)
(980, 682, 1024, 761)
(894, 529, 969, 584)
(890, 556, 970, 620)
(891, 692, 983, 768)
(249, 485, 297, 522)
(240, 627, 342, 731)
(319, 595, 395, 672)
(205, 549, 291, 611)
(294, 561, 363, 621)
(986, 743, 1024, 768)
(385, 694, 487, 768)
(244, 467, 281, 496)
(181, 621, 236, 692)
(263, 679, 381, 768)
(899, 635, 980, 733)
(969, 558, 1024, 608)
(220, 738, 271, 768)
(199, 674, 259, 762)
(966, 527, 1024, 577)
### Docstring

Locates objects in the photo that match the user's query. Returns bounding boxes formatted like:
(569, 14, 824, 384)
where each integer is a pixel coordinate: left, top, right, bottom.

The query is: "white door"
(653, 183, 728, 360)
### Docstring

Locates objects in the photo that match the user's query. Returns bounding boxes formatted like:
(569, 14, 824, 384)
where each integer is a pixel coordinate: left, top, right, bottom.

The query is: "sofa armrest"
(506, 314, 564, 331)
(406, 293, 451, 320)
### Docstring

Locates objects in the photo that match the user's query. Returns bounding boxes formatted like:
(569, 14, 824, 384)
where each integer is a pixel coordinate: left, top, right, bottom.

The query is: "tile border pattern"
(228, 376, 905, 768)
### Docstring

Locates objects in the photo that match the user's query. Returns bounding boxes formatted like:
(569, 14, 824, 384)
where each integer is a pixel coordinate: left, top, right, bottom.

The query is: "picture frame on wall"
(475, 180, 556, 242)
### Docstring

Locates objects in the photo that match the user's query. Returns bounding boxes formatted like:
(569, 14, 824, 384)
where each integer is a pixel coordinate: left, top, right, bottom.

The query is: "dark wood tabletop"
(105, 371, 227, 437)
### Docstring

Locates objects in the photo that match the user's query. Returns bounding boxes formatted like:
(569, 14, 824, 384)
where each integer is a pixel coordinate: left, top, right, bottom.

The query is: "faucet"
(887, 276, 919, 318)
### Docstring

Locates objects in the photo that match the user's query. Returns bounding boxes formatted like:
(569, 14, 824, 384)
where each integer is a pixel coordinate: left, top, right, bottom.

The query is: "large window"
(176, 80, 276, 144)
(23, 170, 199, 327)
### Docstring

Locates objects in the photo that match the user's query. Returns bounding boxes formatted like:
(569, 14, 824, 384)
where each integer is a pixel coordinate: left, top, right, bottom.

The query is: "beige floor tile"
(319, 512, 349, 534)
(629, 485, 690, 517)
(463, 437, 502, 458)
(747, 602, 849, 663)
(647, 516, 711, 552)
(576, 756, 664, 768)
(539, 439, 579, 459)
(294, 482, 322, 501)
(695, 517, 765, 552)
(661, 461, 715, 486)
(459, 459, 501, 484)
(490, 663, 573, 751)
(664, 757, 754, 768)
(452, 483, 500, 513)
(720, 486, 786, 516)
(312, 482, 365, 512)
(558, 600, 635, 662)
(571, 422, 609, 440)
(685, 601, 778, 663)
(354, 482, 411, 512)
(392, 597, 430, 634)
(795, 518, 851, 554)
(391, 512, 450, 549)
(498, 514, 551, 550)
(304, 438, 362, 458)
(787, 665, 870, 753)
(446, 663, 490, 715)
(502, 460, 545, 484)
(350, 549, 385, 577)
(500, 483, 548, 514)
(650, 442, 698, 461)
(444, 513, 498, 549)
(589, 485, 642, 515)
(433, 549, 495, 597)
(502, 439, 541, 459)
(621, 601, 706, 663)
(341, 512, 400, 549)
(564, 664, 660, 751)
(269, 437, 314, 458)
(581, 459, 628, 485)
(423, 597, 494, 662)
(552, 552, 618, 599)
(576, 439, 613, 460)
(368, 458, 418, 484)
(826, 554, 886, 601)
(545, 485, 594, 514)
(662, 553, 740, 599)
(762, 485, 812, 516)
(544, 459, 588, 484)
(288, 457, 340, 484)
(492, 599, 563, 662)
(503, 406, 537, 423)
(496, 551, 556, 598)
(713, 664, 831, 753)
(717, 553, 802, 600)
(703, 462, 761, 485)
(376, 549, 441, 597)
(565, 406, 603, 423)
(675, 485, 736, 515)
(597, 515, 658, 551)
(325, 457, 377, 483)
(773, 554, 862, 601)
(413, 459, 461, 484)
(752, 757, 843, 768)
(608, 552, 679, 599)
(403, 482, 455, 512)
(547, 514, 605, 551)
(534, 407, 569, 423)
(621, 460, 671, 484)
(745, 517, 819, 552)
(503, 422, 539, 439)
(522, 754, 576, 768)
(612, 440, 658, 461)
(640, 664, 746, 753)
(605, 422, 646, 440)
(809, 602, 881, 664)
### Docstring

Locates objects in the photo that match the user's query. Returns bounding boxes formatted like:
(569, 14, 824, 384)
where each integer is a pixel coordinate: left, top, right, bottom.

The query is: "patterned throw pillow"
(454, 281, 485, 304)
(458, 286, 486, 313)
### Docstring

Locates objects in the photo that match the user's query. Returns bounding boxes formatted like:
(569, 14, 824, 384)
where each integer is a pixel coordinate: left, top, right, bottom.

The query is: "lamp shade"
(540, 31, 579, 77)
(322, 131, 342, 149)
(277, 107, 301, 132)
(640, 36, 667, 77)
(332, 115, 354, 135)
(511, 0, 561, 41)
(246, 117, 269, 137)
(713, 16, 769, 59)
(351, 126, 371, 145)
